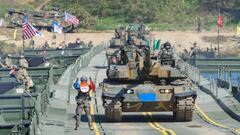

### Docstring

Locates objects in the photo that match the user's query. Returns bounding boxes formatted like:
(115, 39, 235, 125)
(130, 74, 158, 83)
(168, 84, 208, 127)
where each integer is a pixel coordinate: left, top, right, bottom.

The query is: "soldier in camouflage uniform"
(19, 55, 29, 68)
(16, 55, 33, 92)
(15, 69, 33, 92)
(0, 54, 13, 68)
(158, 42, 174, 60)
(24, 76, 34, 91)
(15, 68, 28, 82)
(73, 76, 95, 130)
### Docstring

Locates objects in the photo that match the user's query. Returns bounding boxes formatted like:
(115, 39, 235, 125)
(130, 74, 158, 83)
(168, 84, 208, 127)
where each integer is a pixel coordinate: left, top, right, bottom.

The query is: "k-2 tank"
(101, 43, 197, 122)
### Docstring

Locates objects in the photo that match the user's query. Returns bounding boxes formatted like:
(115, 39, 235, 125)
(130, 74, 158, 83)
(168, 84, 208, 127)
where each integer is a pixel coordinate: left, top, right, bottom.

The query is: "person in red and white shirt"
(73, 76, 95, 130)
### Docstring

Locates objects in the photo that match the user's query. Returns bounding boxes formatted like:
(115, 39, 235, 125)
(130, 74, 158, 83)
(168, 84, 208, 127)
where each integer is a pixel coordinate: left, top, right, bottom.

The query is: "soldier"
(88, 41, 93, 48)
(30, 39, 35, 49)
(52, 34, 56, 47)
(159, 42, 174, 59)
(120, 46, 128, 64)
(19, 55, 29, 68)
(0, 54, 13, 68)
(197, 17, 201, 33)
(15, 68, 28, 82)
(24, 76, 34, 92)
(76, 38, 81, 45)
(115, 29, 121, 38)
(73, 76, 95, 130)
(189, 42, 197, 58)
(57, 42, 63, 49)
(15, 68, 33, 92)
(44, 41, 50, 48)
(17, 55, 33, 92)
(42, 41, 50, 49)
(126, 36, 136, 46)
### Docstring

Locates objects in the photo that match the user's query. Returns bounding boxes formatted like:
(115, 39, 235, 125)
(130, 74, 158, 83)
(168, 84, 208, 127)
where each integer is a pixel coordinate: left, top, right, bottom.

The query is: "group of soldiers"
(0, 54, 34, 92)
(74, 38, 94, 48)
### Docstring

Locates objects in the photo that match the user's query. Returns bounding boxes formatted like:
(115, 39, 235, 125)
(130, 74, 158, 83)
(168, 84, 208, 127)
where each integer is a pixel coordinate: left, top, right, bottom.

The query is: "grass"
(94, 17, 127, 30)
(29, 0, 46, 8)
(93, 17, 198, 31)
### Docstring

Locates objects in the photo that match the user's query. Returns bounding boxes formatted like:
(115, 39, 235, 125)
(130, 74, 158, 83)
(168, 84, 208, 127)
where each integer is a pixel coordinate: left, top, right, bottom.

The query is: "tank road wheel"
(104, 100, 122, 122)
(174, 97, 194, 122)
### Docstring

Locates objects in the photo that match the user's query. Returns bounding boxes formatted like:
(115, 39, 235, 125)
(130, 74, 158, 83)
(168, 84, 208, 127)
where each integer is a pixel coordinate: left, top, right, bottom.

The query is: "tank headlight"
(126, 89, 134, 94)
(165, 89, 171, 93)
(159, 89, 172, 93)
(160, 89, 165, 93)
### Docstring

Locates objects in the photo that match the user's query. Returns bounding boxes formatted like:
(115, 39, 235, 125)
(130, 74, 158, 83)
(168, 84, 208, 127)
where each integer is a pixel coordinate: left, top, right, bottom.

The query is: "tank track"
(104, 99, 122, 122)
(173, 97, 194, 121)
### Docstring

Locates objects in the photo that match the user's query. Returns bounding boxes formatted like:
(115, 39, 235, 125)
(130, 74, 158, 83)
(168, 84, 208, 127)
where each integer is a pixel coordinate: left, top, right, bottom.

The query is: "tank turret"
(107, 42, 185, 82)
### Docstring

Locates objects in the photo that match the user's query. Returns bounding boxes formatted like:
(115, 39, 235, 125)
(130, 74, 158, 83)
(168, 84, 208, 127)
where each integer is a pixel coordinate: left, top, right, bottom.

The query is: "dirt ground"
(32, 30, 239, 54)
(0, 28, 239, 54)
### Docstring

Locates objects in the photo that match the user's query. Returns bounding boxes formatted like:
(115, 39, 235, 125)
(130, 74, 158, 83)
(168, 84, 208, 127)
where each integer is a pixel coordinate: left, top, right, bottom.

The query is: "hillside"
(1, 0, 240, 31)
(0, 0, 48, 18)
(47, 0, 240, 31)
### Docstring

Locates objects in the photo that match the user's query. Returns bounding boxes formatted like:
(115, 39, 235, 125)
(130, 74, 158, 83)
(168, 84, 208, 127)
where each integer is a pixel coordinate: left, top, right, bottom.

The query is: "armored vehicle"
(126, 23, 151, 46)
(106, 27, 126, 56)
(7, 9, 76, 32)
(107, 24, 150, 57)
(101, 43, 197, 122)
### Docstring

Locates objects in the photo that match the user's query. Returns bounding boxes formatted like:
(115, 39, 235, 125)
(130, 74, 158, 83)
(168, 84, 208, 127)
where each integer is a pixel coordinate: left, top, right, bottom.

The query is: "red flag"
(89, 78, 96, 92)
(218, 16, 223, 28)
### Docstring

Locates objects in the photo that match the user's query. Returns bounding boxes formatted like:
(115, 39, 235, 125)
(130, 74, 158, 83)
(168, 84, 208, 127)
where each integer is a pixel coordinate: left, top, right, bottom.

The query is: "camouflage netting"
(0, 41, 21, 55)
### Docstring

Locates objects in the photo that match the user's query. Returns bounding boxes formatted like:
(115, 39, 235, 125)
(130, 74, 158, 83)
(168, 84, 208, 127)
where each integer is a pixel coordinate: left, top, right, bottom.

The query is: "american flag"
(22, 21, 38, 40)
(64, 12, 79, 26)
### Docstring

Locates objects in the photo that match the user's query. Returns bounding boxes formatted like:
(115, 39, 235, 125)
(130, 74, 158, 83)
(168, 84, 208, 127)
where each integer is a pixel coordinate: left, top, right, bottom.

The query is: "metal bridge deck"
(41, 51, 240, 135)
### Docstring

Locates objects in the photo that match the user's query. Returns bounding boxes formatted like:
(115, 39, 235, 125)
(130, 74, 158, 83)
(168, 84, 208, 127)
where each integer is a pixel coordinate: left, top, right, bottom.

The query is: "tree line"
(50, 0, 240, 29)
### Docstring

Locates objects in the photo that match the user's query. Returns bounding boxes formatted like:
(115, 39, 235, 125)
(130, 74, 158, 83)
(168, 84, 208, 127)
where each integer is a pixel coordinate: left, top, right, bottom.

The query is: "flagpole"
(217, 24, 220, 57)
(64, 32, 66, 44)
(217, 12, 220, 58)
(22, 35, 25, 53)
(64, 11, 67, 47)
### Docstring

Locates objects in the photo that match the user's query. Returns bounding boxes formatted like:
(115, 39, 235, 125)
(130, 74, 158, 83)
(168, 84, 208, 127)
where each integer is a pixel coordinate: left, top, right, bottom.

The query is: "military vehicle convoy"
(107, 24, 151, 56)
(101, 42, 197, 122)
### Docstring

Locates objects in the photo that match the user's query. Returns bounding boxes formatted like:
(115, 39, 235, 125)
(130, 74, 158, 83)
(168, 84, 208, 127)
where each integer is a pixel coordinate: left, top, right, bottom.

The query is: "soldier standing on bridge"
(189, 42, 198, 57)
(73, 76, 96, 130)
